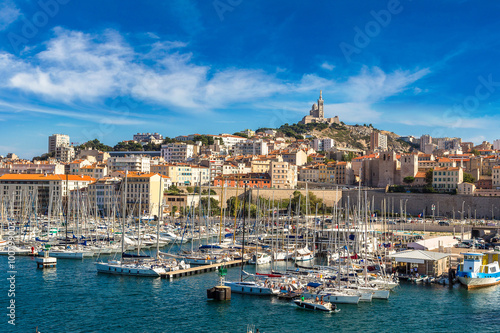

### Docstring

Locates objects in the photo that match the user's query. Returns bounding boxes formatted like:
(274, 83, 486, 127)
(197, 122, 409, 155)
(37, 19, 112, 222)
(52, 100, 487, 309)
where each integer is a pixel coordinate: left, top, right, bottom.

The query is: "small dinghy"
(293, 299, 340, 312)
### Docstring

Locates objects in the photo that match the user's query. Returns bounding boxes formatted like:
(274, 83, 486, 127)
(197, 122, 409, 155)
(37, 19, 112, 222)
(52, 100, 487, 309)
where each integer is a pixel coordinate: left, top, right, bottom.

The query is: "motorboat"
(293, 298, 340, 312)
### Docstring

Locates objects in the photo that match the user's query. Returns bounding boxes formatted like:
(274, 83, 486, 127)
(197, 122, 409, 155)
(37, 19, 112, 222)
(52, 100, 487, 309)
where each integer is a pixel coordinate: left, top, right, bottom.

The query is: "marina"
(4, 251, 500, 332)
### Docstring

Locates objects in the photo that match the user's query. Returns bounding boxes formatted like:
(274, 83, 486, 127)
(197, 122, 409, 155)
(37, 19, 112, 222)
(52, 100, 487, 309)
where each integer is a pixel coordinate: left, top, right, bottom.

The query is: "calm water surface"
(3, 251, 500, 333)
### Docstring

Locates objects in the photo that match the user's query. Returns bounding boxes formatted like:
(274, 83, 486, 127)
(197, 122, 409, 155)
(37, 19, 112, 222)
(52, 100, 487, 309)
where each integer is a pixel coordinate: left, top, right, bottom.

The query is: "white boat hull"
(458, 276, 500, 289)
(224, 281, 275, 295)
(96, 262, 165, 277)
(302, 291, 360, 304)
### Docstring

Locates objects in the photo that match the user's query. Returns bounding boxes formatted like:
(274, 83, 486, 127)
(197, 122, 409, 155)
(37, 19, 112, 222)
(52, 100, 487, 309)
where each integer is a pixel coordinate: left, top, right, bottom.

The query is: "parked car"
(438, 221, 450, 226)
(455, 243, 471, 248)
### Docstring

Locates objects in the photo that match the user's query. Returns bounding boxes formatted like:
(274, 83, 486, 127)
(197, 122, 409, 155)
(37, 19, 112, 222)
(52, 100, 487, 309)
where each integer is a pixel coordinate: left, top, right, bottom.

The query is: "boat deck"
(161, 260, 246, 279)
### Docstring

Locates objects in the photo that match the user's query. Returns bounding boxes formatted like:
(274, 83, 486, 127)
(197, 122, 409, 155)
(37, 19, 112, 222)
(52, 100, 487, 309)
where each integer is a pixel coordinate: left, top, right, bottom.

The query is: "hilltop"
(256, 122, 413, 152)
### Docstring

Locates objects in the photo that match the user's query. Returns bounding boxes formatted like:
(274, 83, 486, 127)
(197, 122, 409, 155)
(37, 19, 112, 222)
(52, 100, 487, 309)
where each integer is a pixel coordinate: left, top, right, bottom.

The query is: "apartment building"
(312, 138, 335, 152)
(493, 166, 500, 189)
(0, 161, 65, 175)
(432, 167, 463, 191)
(370, 132, 387, 151)
(80, 163, 108, 179)
(269, 161, 297, 189)
(123, 173, 165, 216)
(107, 156, 151, 173)
(334, 162, 351, 185)
(232, 140, 268, 156)
(161, 143, 194, 163)
(299, 166, 319, 183)
(281, 150, 307, 166)
(0, 174, 93, 215)
(319, 162, 336, 183)
(48, 134, 70, 154)
(87, 177, 122, 216)
(191, 166, 210, 186)
(55, 145, 75, 162)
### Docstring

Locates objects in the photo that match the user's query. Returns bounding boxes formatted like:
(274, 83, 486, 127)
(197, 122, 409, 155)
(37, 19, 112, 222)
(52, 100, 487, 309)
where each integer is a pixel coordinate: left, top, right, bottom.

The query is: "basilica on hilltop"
(299, 90, 340, 125)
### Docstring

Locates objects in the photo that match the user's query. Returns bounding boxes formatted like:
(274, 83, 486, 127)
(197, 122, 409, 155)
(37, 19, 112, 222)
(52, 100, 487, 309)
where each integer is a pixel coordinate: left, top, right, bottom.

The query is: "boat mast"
(240, 182, 247, 282)
(219, 177, 224, 244)
(156, 175, 162, 258)
(65, 174, 69, 246)
(121, 171, 128, 259)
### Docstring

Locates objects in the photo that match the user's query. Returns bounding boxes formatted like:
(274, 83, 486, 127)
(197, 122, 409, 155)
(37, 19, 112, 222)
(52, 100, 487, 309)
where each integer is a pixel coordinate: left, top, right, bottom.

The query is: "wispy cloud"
(0, 0, 20, 31)
(321, 61, 335, 71)
(341, 66, 431, 103)
(0, 27, 431, 124)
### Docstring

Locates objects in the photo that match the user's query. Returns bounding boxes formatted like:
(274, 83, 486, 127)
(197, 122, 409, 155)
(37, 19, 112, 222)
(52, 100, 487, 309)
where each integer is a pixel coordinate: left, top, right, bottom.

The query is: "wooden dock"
(161, 260, 246, 280)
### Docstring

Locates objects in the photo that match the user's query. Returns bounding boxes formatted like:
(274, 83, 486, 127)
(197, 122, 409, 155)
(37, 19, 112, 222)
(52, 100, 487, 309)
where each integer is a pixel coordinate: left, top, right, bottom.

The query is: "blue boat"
(457, 252, 500, 289)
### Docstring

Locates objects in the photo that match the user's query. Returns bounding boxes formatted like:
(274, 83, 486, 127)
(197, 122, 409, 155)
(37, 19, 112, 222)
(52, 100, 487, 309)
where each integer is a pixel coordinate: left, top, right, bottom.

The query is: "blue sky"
(1, 0, 500, 158)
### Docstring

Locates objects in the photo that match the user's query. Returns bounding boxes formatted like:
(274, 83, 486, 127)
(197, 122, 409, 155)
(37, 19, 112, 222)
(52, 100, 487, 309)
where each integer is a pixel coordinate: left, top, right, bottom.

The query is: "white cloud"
(342, 66, 430, 103)
(321, 61, 335, 71)
(0, 1, 20, 31)
(0, 27, 431, 120)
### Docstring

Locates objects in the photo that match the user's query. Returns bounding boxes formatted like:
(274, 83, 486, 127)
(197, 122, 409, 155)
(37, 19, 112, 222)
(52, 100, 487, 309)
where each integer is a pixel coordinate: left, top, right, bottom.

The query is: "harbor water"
(3, 252, 500, 333)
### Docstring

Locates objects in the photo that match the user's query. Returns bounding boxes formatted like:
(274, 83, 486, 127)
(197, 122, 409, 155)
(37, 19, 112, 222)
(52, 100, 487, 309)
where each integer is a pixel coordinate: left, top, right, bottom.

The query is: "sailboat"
(224, 184, 277, 295)
(96, 172, 168, 277)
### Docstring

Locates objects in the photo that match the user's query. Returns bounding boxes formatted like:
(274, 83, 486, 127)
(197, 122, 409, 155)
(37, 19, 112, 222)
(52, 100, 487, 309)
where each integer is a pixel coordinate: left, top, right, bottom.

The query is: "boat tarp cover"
(307, 282, 322, 288)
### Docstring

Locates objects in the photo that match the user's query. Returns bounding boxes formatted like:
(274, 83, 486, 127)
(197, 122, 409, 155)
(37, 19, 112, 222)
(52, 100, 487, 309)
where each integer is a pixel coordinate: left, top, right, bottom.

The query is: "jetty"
(161, 259, 246, 280)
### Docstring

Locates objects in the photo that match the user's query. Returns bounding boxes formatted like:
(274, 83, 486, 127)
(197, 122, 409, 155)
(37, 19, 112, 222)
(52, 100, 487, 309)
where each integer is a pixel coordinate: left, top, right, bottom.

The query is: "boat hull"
(458, 276, 500, 289)
(293, 300, 333, 312)
(224, 282, 275, 295)
(302, 292, 360, 304)
(96, 263, 164, 277)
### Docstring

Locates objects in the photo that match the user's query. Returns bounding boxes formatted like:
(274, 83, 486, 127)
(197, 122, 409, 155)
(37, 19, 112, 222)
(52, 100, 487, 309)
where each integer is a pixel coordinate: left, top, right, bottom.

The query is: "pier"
(161, 260, 246, 280)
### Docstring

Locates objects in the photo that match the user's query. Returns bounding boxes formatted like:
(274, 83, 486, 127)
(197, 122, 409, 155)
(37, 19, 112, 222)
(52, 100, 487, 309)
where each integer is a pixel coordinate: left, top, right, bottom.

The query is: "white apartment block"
(232, 140, 268, 156)
(107, 156, 151, 173)
(161, 143, 194, 163)
(48, 134, 70, 154)
(191, 166, 210, 186)
(312, 138, 335, 152)
(214, 134, 247, 148)
(493, 166, 500, 189)
(370, 132, 387, 151)
(55, 145, 75, 162)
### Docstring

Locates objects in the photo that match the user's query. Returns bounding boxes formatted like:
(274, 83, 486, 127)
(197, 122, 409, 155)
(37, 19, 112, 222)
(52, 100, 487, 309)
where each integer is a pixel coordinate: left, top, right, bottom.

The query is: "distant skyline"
(1, 0, 500, 158)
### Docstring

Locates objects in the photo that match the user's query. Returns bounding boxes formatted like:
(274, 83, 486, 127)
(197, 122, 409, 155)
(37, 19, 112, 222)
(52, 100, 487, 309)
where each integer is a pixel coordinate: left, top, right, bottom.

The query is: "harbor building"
(390, 250, 450, 277)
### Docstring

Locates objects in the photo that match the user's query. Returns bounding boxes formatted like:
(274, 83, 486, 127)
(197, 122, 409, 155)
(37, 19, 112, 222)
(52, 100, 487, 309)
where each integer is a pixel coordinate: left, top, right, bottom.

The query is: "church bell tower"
(318, 90, 324, 118)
